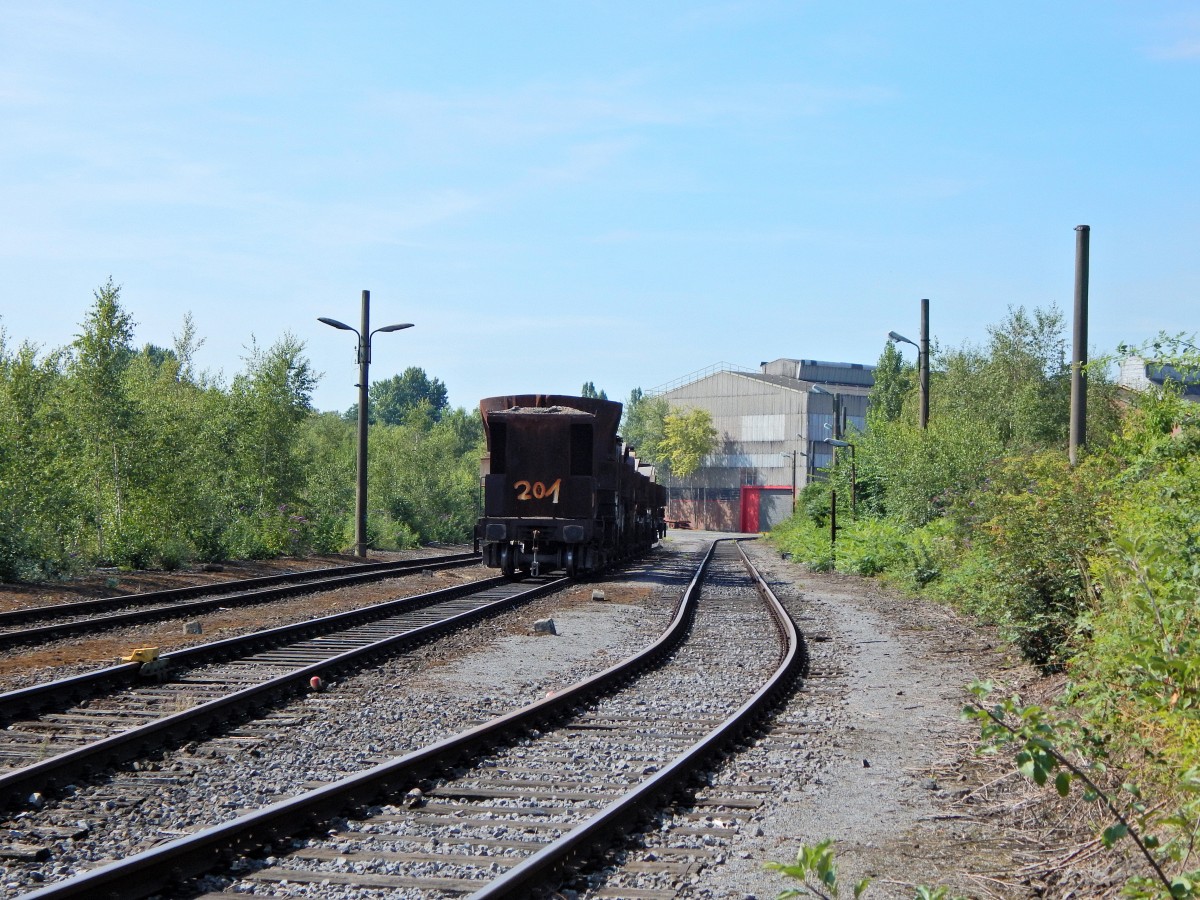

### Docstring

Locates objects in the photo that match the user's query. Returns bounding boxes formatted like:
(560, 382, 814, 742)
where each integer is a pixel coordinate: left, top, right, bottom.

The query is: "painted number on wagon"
(514, 479, 562, 503)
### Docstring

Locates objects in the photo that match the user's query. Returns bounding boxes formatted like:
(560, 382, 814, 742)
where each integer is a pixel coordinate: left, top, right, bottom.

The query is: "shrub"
(923, 451, 1108, 669)
(769, 515, 834, 572)
(1074, 439, 1200, 772)
(902, 516, 956, 587)
(834, 518, 909, 576)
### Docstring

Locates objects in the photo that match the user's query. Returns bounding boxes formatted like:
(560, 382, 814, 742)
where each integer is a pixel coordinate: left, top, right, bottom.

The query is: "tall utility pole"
(888, 299, 929, 429)
(1069, 226, 1090, 466)
(919, 298, 929, 430)
(319, 290, 413, 558)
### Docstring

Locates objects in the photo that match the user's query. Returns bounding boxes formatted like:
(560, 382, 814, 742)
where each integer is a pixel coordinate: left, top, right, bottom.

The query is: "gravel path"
(670, 542, 1014, 899)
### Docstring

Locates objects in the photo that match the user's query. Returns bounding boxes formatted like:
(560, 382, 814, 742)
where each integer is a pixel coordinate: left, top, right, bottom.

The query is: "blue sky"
(2, 2, 1198, 413)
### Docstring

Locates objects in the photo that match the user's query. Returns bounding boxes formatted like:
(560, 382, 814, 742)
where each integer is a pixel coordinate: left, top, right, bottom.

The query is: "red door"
(740, 486, 761, 532)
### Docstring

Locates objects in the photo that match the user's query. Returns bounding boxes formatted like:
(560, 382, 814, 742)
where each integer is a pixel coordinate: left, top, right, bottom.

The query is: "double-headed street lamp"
(319, 290, 413, 558)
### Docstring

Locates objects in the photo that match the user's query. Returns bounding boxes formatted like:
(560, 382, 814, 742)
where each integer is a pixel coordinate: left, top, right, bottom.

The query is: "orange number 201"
(513, 479, 562, 504)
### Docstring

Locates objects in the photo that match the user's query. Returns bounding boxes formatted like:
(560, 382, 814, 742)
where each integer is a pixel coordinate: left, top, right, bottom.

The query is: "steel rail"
(18, 543, 720, 900)
(0, 552, 480, 650)
(0, 573, 504, 726)
(0, 576, 565, 813)
(469, 538, 806, 898)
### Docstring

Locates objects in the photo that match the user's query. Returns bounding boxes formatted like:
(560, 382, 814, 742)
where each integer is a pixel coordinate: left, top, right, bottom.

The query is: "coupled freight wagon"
(474, 394, 666, 578)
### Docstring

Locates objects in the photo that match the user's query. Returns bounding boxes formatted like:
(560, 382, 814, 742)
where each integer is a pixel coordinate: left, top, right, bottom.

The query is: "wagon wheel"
(500, 545, 520, 581)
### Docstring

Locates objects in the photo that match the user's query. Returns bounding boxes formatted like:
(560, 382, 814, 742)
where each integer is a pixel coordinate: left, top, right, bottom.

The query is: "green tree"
(580, 381, 607, 400)
(227, 334, 318, 555)
(934, 305, 1072, 450)
(172, 311, 206, 384)
(661, 408, 718, 478)
(867, 341, 912, 427)
(299, 411, 356, 551)
(346, 366, 449, 426)
(854, 304, 1120, 526)
(367, 409, 484, 547)
(139, 343, 178, 371)
(621, 388, 670, 468)
(1, 291, 491, 574)
(69, 279, 138, 557)
(0, 332, 79, 578)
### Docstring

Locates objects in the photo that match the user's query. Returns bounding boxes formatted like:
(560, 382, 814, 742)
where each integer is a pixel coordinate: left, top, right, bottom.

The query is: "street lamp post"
(888, 321, 928, 429)
(777, 444, 806, 513)
(780, 451, 800, 514)
(809, 384, 842, 439)
(825, 438, 856, 515)
(319, 290, 413, 558)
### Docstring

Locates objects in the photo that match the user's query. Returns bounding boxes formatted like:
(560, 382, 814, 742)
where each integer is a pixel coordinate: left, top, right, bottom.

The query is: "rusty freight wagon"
(475, 394, 666, 578)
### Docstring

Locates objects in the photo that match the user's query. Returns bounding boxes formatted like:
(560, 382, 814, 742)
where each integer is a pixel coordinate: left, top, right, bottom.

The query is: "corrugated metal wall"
(661, 363, 873, 531)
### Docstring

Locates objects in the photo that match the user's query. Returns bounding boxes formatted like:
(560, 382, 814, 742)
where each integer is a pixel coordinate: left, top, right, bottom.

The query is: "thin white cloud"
(366, 75, 892, 155)
(672, 0, 793, 30)
(1148, 38, 1200, 60)
(1142, 12, 1200, 60)
(365, 78, 686, 151)
(521, 138, 640, 188)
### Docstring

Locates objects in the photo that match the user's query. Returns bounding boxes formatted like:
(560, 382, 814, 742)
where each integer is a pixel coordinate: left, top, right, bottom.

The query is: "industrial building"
(1117, 356, 1200, 401)
(652, 358, 875, 532)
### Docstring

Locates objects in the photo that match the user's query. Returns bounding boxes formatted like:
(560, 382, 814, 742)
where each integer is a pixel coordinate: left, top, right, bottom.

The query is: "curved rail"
(470, 538, 806, 898)
(20, 539, 805, 900)
(0, 552, 480, 650)
(0, 576, 564, 811)
(0, 572, 501, 725)
(19, 544, 720, 900)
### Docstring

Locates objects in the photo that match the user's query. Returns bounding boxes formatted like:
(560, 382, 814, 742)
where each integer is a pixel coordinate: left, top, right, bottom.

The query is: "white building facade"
(654, 358, 874, 532)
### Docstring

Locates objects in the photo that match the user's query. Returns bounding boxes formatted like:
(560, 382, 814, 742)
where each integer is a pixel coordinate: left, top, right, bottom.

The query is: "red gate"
(740, 484, 794, 533)
(739, 485, 761, 532)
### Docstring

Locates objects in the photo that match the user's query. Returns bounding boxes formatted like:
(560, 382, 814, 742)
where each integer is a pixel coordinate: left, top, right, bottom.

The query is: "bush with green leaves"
(764, 326, 1200, 895)
(367, 407, 483, 548)
(768, 514, 834, 572)
(922, 450, 1110, 669)
(892, 516, 954, 589)
(966, 681, 1200, 899)
(766, 840, 870, 899)
(1071, 385, 1200, 773)
(833, 517, 909, 576)
(766, 840, 965, 900)
(0, 284, 485, 581)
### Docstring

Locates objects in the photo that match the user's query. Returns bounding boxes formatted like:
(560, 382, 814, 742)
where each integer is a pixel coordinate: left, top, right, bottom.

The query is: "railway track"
(0, 551, 481, 651)
(17, 539, 805, 899)
(0, 573, 564, 812)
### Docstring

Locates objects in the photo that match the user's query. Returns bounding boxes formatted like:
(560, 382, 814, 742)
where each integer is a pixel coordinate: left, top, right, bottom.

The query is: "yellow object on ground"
(121, 647, 161, 663)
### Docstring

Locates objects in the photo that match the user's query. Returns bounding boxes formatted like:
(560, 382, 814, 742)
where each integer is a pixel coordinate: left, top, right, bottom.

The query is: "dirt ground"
(740, 542, 1140, 900)
(0, 548, 490, 690)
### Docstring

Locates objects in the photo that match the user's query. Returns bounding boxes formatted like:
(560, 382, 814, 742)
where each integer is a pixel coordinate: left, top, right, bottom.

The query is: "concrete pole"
(829, 489, 837, 566)
(355, 290, 371, 557)
(791, 452, 797, 514)
(1069, 227, 1090, 466)
(919, 298, 929, 429)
